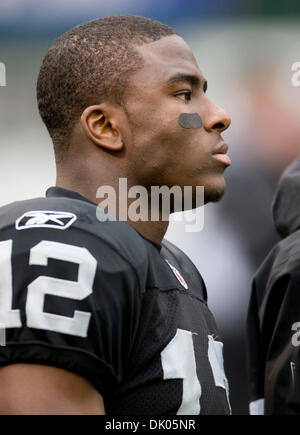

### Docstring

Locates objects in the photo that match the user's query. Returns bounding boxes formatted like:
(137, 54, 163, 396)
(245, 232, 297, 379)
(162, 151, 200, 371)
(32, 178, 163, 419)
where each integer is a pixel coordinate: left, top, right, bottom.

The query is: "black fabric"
(0, 186, 230, 414)
(106, 289, 228, 415)
(272, 157, 300, 238)
(247, 157, 300, 414)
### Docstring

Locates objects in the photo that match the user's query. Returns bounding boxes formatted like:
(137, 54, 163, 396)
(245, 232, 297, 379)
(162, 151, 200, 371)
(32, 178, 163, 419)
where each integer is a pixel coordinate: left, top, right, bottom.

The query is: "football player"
(0, 15, 231, 414)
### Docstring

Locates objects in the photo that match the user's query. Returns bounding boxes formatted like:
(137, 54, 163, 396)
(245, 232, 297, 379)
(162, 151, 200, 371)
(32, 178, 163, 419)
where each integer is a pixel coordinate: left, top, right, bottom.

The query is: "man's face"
(122, 34, 231, 205)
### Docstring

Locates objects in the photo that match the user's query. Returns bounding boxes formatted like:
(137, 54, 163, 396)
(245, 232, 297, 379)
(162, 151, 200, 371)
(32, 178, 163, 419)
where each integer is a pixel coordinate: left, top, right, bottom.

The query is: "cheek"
(128, 106, 207, 172)
(140, 125, 205, 177)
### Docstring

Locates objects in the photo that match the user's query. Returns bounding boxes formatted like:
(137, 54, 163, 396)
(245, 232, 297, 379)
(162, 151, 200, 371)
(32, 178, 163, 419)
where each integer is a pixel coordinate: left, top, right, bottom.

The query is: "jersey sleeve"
(0, 222, 146, 397)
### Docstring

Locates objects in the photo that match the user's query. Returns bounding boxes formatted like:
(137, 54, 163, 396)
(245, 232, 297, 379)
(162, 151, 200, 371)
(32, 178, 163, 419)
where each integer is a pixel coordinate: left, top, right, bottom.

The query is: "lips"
(212, 142, 231, 166)
(212, 142, 229, 155)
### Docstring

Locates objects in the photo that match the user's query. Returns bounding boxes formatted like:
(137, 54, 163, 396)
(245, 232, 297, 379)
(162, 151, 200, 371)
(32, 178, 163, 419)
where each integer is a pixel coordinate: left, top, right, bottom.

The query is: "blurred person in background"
(247, 157, 300, 414)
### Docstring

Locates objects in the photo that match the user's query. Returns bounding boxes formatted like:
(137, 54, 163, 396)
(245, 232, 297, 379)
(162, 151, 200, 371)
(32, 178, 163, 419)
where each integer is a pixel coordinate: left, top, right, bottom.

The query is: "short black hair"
(37, 15, 177, 163)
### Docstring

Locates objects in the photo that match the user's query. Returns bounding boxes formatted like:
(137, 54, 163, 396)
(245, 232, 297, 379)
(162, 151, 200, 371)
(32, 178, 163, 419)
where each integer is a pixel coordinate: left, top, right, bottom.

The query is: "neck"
(56, 168, 169, 246)
(126, 219, 169, 246)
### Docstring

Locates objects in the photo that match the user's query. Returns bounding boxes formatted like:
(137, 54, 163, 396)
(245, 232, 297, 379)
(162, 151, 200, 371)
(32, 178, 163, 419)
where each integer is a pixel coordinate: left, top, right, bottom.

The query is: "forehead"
(131, 35, 204, 87)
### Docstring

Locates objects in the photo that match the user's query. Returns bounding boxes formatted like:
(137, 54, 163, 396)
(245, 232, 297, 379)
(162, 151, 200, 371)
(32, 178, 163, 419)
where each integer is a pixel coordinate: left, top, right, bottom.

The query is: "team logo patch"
(16, 211, 77, 230)
(165, 259, 188, 290)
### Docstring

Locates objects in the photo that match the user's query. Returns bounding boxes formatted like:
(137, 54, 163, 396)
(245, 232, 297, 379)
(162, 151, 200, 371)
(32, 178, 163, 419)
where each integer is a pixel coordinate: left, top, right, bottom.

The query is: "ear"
(80, 104, 124, 151)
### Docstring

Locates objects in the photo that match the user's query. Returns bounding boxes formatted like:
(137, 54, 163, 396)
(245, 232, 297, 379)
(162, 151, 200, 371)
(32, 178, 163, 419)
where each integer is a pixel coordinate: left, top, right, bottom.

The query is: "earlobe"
(80, 105, 124, 151)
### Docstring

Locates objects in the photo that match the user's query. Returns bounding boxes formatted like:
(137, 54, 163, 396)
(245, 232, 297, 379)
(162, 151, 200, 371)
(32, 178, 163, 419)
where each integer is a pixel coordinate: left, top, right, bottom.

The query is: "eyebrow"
(165, 73, 207, 92)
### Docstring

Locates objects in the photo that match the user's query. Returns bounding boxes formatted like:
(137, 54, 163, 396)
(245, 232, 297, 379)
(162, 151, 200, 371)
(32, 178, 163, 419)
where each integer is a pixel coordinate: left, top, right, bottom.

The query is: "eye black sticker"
(178, 113, 202, 129)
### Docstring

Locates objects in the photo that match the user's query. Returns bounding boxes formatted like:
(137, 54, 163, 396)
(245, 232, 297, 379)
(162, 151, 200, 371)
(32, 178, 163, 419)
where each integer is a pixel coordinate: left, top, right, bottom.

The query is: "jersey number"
(161, 328, 231, 414)
(0, 240, 97, 337)
(0, 239, 230, 413)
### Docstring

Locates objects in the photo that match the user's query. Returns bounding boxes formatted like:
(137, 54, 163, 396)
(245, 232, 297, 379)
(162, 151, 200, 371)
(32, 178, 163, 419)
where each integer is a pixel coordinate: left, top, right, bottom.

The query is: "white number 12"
(0, 240, 97, 337)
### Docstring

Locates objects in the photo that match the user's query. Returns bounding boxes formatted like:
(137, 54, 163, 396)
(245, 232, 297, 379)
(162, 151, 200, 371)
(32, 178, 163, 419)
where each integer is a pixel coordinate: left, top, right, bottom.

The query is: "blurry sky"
(0, 0, 251, 36)
(1, 0, 300, 38)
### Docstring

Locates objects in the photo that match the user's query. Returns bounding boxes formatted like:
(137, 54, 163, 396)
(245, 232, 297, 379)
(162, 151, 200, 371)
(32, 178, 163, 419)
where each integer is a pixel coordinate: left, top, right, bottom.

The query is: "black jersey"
(0, 186, 230, 415)
(247, 158, 300, 415)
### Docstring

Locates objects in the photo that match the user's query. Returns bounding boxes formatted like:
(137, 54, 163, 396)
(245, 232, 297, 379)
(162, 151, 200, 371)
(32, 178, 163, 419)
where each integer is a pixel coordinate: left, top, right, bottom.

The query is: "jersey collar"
(46, 186, 97, 206)
(46, 186, 162, 252)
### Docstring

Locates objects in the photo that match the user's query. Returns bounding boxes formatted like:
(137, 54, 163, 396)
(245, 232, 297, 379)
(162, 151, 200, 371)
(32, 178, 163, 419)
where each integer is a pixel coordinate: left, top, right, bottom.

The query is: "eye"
(174, 91, 192, 103)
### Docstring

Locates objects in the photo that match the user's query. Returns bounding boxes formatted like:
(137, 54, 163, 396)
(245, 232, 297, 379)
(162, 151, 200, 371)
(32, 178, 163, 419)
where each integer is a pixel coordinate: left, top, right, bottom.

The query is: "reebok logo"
(16, 211, 77, 230)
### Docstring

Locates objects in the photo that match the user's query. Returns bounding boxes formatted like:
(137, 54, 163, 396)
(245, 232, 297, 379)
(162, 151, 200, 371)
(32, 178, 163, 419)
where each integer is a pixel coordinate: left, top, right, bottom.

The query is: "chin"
(203, 177, 227, 204)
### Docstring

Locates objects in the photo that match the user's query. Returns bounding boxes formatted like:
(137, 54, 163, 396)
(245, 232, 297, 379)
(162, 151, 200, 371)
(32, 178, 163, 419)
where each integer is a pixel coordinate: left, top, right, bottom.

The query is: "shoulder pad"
(0, 196, 149, 271)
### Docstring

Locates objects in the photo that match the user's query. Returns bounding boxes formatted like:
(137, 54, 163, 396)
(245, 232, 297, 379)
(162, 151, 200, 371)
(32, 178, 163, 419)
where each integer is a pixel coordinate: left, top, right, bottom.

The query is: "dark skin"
(0, 35, 231, 414)
(57, 34, 231, 244)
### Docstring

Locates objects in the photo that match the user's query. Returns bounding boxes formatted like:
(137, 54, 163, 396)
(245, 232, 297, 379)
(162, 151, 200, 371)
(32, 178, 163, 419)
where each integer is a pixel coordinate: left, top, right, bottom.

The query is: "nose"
(202, 100, 231, 133)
